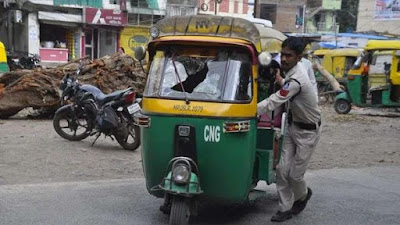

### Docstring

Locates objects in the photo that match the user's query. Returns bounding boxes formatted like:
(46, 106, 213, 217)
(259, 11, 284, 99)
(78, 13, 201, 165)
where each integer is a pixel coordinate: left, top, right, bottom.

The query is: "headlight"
(149, 26, 159, 39)
(172, 164, 190, 184)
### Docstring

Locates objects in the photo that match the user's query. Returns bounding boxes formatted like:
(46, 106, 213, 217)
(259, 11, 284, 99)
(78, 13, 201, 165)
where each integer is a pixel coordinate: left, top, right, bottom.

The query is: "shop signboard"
(85, 8, 128, 26)
(374, 0, 400, 20)
(120, 27, 150, 57)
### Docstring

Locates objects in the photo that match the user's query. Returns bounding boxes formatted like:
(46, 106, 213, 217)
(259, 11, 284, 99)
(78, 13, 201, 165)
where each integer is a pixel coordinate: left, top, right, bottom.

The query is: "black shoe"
(271, 211, 293, 222)
(291, 187, 312, 215)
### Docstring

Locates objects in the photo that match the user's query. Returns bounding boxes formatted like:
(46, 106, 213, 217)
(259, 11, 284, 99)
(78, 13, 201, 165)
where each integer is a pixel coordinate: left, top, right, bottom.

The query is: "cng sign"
(204, 125, 220, 142)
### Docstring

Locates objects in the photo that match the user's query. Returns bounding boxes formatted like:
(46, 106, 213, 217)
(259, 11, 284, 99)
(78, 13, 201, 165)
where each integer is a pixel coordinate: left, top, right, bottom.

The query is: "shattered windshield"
(144, 46, 252, 102)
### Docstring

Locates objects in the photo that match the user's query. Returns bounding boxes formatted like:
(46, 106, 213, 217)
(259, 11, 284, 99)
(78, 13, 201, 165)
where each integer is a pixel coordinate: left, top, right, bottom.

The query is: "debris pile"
(0, 54, 147, 118)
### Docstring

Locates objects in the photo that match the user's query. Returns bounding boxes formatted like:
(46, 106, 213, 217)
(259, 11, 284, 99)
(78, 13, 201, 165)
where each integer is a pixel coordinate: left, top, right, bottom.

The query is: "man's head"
(280, 37, 305, 72)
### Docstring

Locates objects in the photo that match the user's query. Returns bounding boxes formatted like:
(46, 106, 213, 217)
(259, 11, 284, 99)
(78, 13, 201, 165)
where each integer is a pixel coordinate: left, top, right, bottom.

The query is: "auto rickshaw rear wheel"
(334, 99, 351, 114)
(169, 196, 190, 225)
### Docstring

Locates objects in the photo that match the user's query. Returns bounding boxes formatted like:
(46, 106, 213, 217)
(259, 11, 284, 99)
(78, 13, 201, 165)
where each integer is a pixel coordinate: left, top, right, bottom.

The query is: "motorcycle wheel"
(53, 108, 92, 141)
(116, 123, 141, 151)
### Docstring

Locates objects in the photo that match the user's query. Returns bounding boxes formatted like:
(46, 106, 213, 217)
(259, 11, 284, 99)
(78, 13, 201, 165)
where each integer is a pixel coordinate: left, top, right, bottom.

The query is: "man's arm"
(257, 80, 301, 115)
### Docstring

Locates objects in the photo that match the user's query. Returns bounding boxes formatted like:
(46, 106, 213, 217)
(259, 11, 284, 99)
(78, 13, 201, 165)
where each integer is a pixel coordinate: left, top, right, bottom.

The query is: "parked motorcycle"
(7, 52, 41, 70)
(53, 64, 141, 151)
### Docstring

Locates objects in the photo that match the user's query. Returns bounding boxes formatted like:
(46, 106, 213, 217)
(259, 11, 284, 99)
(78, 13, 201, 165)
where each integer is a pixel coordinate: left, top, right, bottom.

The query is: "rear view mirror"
(134, 46, 146, 61)
(258, 52, 272, 66)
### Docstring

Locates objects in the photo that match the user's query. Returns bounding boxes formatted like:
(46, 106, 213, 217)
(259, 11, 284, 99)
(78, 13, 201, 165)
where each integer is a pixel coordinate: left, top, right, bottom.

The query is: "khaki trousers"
(276, 123, 322, 212)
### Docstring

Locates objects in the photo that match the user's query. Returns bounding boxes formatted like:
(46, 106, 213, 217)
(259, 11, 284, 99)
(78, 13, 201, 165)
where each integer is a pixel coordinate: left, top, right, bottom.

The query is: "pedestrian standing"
(257, 36, 322, 222)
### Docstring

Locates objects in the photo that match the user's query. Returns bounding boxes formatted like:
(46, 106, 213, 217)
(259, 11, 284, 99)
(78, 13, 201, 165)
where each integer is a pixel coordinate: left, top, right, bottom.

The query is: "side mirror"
(258, 51, 272, 67)
(134, 46, 146, 61)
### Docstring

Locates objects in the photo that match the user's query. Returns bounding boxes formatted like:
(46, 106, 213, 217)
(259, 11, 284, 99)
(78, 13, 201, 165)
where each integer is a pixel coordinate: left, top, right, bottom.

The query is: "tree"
(337, 0, 359, 33)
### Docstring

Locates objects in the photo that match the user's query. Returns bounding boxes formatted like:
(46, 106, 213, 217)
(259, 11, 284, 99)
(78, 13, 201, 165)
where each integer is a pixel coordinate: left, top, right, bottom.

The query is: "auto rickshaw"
(0, 41, 9, 74)
(334, 40, 400, 114)
(134, 15, 285, 224)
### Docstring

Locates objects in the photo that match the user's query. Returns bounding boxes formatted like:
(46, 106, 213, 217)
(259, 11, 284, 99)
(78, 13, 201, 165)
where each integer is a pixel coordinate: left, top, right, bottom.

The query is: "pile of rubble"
(0, 53, 147, 118)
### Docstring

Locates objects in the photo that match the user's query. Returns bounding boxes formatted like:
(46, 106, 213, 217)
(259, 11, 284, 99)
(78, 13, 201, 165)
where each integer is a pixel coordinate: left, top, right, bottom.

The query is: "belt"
(292, 120, 321, 130)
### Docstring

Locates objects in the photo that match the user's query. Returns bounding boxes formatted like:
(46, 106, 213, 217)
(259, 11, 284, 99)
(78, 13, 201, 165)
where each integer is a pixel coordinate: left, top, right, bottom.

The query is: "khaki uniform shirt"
(257, 63, 320, 124)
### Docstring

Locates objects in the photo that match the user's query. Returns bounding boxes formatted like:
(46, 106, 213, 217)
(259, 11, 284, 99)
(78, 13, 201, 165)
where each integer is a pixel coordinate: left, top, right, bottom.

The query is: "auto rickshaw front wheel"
(334, 99, 351, 114)
(169, 196, 190, 225)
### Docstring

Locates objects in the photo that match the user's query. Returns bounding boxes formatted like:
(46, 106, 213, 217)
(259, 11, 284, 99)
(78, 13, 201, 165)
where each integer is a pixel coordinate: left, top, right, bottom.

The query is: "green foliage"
(337, 0, 359, 32)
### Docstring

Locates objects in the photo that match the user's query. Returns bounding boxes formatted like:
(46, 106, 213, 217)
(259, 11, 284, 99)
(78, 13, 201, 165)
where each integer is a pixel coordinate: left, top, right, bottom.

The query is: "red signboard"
(85, 8, 127, 26)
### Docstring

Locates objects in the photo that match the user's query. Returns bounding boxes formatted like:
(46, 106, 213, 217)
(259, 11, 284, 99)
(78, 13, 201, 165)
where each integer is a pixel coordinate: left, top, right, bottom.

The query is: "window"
(260, 4, 277, 24)
(145, 46, 252, 102)
(131, 0, 149, 8)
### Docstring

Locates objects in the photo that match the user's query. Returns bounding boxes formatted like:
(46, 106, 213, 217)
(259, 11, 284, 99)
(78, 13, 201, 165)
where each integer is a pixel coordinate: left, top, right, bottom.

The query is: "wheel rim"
(338, 101, 349, 112)
(57, 113, 90, 138)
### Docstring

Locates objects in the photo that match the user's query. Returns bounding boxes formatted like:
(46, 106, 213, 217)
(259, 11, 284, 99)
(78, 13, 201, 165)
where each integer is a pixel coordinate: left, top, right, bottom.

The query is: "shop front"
(84, 8, 128, 59)
(38, 11, 83, 64)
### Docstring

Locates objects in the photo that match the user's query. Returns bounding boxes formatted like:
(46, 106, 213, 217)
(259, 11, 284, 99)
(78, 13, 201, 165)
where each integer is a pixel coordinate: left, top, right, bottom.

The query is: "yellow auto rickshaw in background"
(334, 40, 400, 114)
(0, 41, 9, 74)
(314, 48, 363, 98)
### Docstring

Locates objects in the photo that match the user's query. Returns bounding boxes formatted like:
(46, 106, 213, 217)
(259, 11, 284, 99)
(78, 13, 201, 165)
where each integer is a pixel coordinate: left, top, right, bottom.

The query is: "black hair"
(281, 37, 306, 56)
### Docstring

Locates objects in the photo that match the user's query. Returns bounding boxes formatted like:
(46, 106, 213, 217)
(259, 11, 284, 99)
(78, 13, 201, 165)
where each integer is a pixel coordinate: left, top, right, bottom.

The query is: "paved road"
(1, 167, 400, 225)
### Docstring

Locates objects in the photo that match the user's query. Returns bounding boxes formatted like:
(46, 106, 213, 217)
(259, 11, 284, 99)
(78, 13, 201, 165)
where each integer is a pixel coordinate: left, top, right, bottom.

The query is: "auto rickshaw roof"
(255, 24, 286, 53)
(365, 40, 400, 51)
(328, 48, 363, 57)
(154, 15, 262, 51)
(313, 49, 331, 56)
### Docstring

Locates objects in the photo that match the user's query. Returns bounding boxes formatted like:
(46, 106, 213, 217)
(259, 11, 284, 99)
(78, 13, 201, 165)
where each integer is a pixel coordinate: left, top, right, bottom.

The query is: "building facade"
(357, 0, 400, 35)
(255, 0, 305, 33)
(305, 0, 342, 33)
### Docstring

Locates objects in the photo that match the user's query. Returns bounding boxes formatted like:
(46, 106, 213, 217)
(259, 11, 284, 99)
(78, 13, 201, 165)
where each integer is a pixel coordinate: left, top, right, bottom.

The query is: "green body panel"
(346, 76, 364, 106)
(345, 76, 400, 107)
(0, 62, 9, 73)
(163, 172, 202, 195)
(256, 129, 275, 183)
(142, 115, 259, 202)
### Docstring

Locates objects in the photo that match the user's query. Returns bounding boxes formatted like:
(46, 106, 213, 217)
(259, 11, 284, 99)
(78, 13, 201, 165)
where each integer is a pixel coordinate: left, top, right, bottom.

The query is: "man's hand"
(275, 70, 284, 86)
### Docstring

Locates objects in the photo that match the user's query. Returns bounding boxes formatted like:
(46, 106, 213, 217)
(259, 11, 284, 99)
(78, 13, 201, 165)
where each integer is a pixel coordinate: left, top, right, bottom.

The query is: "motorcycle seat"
(96, 88, 132, 105)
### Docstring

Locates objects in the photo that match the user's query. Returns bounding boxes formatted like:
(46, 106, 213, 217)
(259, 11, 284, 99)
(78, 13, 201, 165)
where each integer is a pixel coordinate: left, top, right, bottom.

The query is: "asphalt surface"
(1, 166, 399, 225)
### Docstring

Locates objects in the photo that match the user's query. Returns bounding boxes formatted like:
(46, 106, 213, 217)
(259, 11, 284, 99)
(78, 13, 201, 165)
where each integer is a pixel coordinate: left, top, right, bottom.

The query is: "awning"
(38, 11, 82, 24)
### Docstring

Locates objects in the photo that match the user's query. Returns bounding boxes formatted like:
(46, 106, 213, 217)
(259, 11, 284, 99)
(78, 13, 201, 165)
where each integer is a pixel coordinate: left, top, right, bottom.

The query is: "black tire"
(334, 99, 351, 114)
(53, 108, 92, 141)
(116, 123, 141, 151)
(169, 196, 190, 225)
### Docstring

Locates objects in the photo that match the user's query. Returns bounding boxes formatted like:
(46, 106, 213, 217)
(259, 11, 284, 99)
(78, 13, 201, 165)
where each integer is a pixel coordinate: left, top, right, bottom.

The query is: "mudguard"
(335, 91, 350, 102)
(55, 104, 74, 115)
(161, 172, 203, 196)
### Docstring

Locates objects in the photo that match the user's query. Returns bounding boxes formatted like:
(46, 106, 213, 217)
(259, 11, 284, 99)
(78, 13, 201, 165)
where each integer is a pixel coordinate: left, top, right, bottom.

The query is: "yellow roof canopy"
(365, 40, 400, 51)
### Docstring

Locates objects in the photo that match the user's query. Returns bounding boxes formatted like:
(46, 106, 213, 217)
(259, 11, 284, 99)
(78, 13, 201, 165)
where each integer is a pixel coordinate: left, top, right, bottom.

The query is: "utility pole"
(215, 0, 217, 15)
(333, 10, 338, 48)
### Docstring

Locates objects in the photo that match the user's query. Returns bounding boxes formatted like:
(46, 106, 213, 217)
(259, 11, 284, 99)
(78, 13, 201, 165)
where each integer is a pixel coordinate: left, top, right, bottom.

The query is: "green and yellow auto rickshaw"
(0, 41, 9, 74)
(313, 48, 363, 94)
(134, 15, 286, 224)
(334, 40, 400, 114)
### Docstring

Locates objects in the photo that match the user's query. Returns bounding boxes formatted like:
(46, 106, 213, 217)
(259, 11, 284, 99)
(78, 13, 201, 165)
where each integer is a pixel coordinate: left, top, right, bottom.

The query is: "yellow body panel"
(391, 55, 400, 85)
(329, 48, 363, 57)
(142, 98, 257, 117)
(365, 40, 400, 51)
(0, 42, 7, 62)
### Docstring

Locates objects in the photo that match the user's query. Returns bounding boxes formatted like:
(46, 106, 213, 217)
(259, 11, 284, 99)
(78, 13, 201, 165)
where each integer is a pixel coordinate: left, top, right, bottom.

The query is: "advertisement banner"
(119, 27, 150, 58)
(85, 8, 128, 26)
(374, 0, 400, 20)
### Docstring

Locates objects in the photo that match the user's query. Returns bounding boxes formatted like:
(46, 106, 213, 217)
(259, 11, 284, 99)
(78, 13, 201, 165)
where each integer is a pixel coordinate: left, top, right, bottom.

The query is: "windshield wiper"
(171, 53, 190, 105)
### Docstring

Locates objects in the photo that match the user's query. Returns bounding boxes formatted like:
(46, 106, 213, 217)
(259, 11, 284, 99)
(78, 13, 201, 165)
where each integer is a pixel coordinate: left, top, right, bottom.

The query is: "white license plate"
(127, 103, 141, 114)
